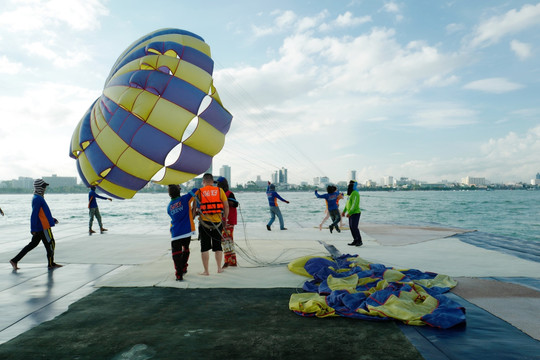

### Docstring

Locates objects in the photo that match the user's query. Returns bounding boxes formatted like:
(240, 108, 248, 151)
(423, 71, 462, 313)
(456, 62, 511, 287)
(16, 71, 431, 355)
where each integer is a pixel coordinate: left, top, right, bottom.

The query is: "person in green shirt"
(342, 180, 362, 246)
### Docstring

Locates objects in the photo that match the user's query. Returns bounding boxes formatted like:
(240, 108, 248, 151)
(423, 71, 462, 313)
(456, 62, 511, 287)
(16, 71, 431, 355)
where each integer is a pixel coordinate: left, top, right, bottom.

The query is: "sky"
(1, 0, 539, 186)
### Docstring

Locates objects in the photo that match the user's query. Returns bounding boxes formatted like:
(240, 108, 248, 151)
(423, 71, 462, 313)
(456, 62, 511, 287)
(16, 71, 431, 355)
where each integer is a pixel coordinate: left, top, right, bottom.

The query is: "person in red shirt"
(216, 176, 239, 267)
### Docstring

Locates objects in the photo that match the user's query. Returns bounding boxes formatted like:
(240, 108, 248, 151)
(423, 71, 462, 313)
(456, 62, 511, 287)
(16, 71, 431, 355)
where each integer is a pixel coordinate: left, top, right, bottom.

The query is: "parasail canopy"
(70, 28, 233, 199)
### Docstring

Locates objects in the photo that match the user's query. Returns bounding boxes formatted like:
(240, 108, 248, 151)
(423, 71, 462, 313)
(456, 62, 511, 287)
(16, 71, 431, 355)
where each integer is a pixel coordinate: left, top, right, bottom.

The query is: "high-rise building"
(279, 167, 288, 184)
(271, 171, 279, 184)
(219, 165, 231, 185)
(348, 170, 357, 182)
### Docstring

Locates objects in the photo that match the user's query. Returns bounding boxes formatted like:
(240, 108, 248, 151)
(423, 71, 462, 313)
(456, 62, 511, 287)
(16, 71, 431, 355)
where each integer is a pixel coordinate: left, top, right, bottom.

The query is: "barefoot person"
(216, 176, 239, 268)
(193, 173, 229, 276)
(10, 179, 62, 270)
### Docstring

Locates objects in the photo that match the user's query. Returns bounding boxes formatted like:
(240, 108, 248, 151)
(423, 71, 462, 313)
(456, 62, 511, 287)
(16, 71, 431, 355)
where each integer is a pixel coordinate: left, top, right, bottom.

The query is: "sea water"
(1, 190, 539, 246)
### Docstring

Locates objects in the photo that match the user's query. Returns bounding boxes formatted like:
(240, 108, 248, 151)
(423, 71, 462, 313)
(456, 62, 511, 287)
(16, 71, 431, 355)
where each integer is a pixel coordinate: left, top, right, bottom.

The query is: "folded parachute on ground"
(288, 255, 466, 329)
(70, 28, 233, 199)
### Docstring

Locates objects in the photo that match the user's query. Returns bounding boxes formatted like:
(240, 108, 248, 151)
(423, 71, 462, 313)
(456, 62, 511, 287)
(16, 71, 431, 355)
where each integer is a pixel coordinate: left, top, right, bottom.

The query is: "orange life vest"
(198, 185, 224, 214)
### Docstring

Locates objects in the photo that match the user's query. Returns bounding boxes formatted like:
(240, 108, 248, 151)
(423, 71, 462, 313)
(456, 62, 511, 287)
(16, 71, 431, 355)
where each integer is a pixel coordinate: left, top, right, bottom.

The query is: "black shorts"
(199, 222, 223, 252)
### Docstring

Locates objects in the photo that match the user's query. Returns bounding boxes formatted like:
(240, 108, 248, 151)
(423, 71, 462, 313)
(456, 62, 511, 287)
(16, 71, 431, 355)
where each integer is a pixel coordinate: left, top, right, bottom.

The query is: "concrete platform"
(1, 222, 539, 357)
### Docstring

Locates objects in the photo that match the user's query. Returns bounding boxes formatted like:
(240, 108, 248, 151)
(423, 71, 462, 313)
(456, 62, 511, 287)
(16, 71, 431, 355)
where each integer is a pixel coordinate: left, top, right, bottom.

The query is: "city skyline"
(1, 167, 539, 188)
(1, 1, 539, 187)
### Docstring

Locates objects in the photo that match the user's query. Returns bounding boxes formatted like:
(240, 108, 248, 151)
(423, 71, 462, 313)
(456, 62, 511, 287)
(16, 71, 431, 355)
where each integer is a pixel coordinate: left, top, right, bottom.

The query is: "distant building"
(320, 176, 330, 187)
(365, 179, 377, 187)
(42, 174, 77, 188)
(255, 175, 267, 188)
(313, 176, 330, 187)
(348, 170, 357, 182)
(219, 165, 231, 185)
(462, 176, 487, 186)
(532, 172, 540, 185)
(13, 177, 34, 190)
(395, 177, 410, 187)
(279, 167, 288, 184)
(381, 176, 394, 187)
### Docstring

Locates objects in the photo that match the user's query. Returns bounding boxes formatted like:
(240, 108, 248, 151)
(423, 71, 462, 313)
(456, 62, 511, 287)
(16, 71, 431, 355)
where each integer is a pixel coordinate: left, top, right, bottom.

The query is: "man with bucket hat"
(10, 179, 62, 270)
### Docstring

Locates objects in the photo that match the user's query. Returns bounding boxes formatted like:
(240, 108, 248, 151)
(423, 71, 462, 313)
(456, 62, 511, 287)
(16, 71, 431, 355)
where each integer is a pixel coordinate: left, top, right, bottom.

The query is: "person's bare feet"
(217, 268, 224, 273)
(199, 271, 209, 276)
(10, 260, 19, 270)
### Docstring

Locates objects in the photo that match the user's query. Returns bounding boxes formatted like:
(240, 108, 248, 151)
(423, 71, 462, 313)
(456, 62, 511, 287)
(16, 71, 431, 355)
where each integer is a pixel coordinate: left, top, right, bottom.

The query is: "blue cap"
(216, 176, 226, 183)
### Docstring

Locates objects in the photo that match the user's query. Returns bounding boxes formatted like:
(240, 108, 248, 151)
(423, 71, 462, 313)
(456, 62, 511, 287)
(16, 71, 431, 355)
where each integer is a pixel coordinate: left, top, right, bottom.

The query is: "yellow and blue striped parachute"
(70, 28, 232, 199)
(288, 255, 466, 328)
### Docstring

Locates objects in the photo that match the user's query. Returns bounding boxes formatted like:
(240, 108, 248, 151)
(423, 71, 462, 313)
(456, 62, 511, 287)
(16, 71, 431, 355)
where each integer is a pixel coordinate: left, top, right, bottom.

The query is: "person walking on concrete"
(342, 180, 362, 247)
(10, 179, 62, 270)
(88, 186, 112, 235)
(266, 181, 289, 230)
(315, 185, 343, 233)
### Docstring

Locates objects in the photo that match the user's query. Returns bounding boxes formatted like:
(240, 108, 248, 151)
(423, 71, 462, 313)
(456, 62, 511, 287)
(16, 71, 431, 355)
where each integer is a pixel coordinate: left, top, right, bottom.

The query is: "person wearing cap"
(88, 186, 112, 235)
(192, 173, 229, 276)
(216, 176, 239, 267)
(167, 184, 198, 281)
(315, 185, 343, 233)
(10, 179, 62, 270)
(266, 181, 289, 231)
(342, 180, 363, 247)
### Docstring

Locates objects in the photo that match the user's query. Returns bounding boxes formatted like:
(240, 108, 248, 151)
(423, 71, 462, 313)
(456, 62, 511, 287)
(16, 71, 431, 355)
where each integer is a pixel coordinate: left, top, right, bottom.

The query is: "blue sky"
(1, 0, 539, 186)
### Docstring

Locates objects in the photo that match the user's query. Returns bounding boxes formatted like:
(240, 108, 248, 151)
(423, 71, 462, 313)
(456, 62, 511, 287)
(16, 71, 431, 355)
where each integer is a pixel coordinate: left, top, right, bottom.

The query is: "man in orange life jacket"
(193, 173, 229, 275)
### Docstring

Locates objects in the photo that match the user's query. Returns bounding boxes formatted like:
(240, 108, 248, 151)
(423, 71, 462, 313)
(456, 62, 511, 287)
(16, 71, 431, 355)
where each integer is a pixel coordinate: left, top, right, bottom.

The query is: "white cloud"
(251, 10, 327, 37)
(318, 28, 463, 94)
(510, 39, 532, 60)
(481, 125, 540, 158)
(381, 1, 403, 22)
(22, 41, 92, 68)
(334, 11, 371, 27)
(296, 10, 328, 33)
(0, 55, 23, 74)
(383, 2, 400, 13)
(0, 82, 99, 179)
(0, 0, 109, 33)
(469, 3, 540, 48)
(274, 10, 297, 29)
(408, 106, 478, 128)
(463, 77, 524, 93)
(446, 23, 465, 34)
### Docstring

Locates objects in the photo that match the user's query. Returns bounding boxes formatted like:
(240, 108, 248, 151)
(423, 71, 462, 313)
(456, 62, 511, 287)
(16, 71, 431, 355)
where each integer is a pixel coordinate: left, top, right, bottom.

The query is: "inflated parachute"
(70, 28, 232, 199)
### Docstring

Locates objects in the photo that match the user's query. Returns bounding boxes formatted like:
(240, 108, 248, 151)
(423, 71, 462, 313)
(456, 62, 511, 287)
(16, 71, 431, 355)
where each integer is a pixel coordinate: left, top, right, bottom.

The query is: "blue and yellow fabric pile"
(288, 255, 466, 328)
